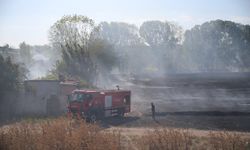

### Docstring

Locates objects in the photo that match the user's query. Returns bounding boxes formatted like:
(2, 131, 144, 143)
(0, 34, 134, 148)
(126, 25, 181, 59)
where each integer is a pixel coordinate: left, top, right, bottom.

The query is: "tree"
(88, 39, 117, 72)
(0, 55, 25, 97)
(98, 22, 144, 47)
(19, 42, 32, 66)
(49, 15, 117, 84)
(183, 20, 250, 72)
(139, 21, 184, 73)
(139, 21, 183, 48)
(98, 22, 148, 73)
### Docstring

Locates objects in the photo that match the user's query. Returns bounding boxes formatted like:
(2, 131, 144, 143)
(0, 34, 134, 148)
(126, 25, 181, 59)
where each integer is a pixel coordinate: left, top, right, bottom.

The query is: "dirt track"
(105, 127, 250, 138)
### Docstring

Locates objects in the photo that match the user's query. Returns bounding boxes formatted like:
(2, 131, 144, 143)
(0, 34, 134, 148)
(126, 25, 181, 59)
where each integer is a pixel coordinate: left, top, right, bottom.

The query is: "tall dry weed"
(135, 128, 193, 150)
(0, 117, 121, 150)
(208, 131, 250, 150)
(135, 128, 250, 150)
(1, 118, 250, 150)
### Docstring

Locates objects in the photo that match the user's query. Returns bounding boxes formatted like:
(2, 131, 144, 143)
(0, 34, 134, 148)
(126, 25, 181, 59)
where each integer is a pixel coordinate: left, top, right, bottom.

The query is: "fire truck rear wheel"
(119, 108, 125, 117)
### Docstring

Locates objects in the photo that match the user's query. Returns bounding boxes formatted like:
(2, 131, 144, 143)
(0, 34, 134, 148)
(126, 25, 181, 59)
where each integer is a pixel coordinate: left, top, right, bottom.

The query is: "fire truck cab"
(67, 89, 131, 122)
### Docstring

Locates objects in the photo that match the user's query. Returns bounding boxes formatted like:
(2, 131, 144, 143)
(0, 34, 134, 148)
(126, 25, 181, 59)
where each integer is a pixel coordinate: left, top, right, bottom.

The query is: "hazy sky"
(0, 0, 250, 48)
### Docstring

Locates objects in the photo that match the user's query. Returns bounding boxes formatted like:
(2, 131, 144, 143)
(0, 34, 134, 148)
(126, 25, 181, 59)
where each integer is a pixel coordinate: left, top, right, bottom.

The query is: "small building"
(60, 80, 79, 95)
(15, 80, 78, 116)
(59, 80, 79, 113)
(24, 80, 60, 97)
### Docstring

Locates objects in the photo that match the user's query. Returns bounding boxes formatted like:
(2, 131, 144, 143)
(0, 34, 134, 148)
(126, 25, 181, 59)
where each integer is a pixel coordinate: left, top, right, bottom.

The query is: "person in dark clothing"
(151, 102, 155, 120)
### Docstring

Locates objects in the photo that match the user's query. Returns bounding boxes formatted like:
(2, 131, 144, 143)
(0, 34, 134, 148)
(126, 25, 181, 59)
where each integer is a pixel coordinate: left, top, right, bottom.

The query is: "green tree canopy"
(183, 20, 250, 72)
(0, 55, 25, 96)
(49, 15, 117, 84)
(19, 42, 32, 67)
(98, 22, 145, 47)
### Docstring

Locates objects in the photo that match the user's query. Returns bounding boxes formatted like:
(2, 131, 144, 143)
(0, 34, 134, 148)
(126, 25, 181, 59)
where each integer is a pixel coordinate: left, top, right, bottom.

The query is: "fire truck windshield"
(70, 93, 92, 102)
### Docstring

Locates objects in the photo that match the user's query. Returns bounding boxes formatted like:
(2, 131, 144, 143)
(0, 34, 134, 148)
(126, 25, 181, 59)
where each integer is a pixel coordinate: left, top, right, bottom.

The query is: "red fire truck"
(67, 89, 131, 122)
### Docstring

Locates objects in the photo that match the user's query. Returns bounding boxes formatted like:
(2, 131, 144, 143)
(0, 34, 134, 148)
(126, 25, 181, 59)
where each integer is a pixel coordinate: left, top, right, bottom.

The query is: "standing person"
(151, 102, 155, 120)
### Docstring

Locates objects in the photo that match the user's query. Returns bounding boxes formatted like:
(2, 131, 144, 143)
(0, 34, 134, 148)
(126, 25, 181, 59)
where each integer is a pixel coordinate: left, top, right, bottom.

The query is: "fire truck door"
(105, 95, 112, 117)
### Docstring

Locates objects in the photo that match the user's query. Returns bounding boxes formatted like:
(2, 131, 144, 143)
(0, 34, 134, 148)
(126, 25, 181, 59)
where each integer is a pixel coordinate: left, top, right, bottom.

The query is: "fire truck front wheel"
(118, 108, 125, 117)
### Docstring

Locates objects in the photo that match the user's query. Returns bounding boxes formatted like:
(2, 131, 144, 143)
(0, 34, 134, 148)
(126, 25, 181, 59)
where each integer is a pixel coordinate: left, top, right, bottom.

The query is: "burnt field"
(107, 72, 250, 131)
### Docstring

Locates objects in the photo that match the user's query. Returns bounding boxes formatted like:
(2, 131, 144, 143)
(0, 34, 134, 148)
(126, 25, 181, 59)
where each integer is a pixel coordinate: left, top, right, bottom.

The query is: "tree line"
(97, 19, 250, 74)
(49, 15, 250, 83)
(1, 15, 250, 88)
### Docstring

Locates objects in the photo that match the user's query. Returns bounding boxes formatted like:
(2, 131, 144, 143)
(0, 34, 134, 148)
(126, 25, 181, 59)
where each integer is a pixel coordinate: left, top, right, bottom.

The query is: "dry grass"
(0, 117, 121, 150)
(208, 131, 250, 150)
(135, 128, 193, 150)
(135, 128, 250, 150)
(1, 118, 250, 150)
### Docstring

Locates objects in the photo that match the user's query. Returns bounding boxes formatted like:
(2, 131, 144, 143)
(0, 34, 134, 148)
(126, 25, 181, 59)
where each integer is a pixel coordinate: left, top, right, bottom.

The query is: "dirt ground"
(105, 126, 250, 138)
(105, 72, 250, 132)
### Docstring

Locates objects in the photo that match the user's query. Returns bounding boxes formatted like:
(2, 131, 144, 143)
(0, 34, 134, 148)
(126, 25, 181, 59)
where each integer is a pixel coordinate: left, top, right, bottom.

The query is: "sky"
(0, 0, 250, 48)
